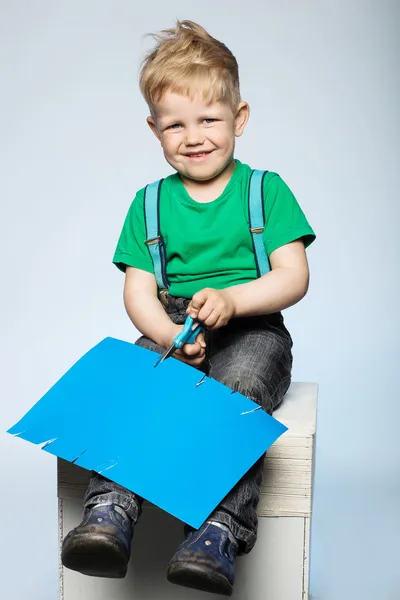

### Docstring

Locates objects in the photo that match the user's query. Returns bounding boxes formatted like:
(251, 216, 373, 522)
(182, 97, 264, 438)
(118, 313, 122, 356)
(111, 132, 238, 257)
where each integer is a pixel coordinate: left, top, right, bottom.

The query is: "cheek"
(211, 126, 235, 148)
(161, 135, 181, 156)
(160, 139, 173, 157)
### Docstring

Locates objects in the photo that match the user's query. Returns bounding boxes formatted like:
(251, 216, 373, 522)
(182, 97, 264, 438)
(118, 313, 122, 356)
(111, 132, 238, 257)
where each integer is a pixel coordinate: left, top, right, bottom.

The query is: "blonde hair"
(139, 20, 241, 113)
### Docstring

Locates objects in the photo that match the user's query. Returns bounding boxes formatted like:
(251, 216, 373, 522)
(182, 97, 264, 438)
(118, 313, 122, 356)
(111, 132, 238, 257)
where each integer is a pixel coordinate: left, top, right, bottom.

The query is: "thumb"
(188, 290, 207, 317)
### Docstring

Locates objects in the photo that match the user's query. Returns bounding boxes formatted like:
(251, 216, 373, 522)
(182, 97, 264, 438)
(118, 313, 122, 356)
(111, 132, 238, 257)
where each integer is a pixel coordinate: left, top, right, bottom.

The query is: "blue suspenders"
(248, 170, 271, 277)
(143, 179, 170, 291)
(143, 169, 271, 291)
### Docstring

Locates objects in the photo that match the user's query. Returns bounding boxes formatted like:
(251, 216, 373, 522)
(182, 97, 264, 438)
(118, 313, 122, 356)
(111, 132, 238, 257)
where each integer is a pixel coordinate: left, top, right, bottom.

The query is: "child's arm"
(187, 240, 309, 329)
(123, 267, 175, 347)
(124, 267, 206, 365)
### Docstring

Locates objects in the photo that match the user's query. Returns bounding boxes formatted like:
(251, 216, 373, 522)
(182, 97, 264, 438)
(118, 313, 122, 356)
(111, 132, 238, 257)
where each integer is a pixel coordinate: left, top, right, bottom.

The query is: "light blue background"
(1, 2, 398, 599)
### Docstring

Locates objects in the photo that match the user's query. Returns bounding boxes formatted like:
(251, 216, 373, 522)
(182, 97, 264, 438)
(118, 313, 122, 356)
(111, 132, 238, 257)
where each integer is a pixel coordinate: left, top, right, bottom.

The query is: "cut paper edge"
(40, 437, 58, 449)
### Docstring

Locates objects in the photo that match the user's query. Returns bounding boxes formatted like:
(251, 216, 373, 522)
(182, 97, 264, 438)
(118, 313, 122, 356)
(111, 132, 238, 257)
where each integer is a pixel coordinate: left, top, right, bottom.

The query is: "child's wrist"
(223, 287, 238, 319)
(159, 322, 181, 348)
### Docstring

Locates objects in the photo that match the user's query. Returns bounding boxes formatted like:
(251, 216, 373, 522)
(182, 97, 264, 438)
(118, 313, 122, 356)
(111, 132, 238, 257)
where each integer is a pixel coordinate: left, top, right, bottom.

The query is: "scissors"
(154, 315, 204, 368)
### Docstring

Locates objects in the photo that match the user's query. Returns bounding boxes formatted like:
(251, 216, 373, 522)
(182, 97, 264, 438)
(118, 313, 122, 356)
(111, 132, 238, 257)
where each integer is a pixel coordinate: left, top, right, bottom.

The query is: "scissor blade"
(154, 344, 175, 368)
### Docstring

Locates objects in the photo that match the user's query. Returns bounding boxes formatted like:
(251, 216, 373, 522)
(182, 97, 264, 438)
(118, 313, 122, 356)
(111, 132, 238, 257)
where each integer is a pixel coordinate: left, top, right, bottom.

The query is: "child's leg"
(166, 313, 292, 595)
(62, 334, 166, 577)
(82, 335, 165, 521)
(207, 313, 293, 554)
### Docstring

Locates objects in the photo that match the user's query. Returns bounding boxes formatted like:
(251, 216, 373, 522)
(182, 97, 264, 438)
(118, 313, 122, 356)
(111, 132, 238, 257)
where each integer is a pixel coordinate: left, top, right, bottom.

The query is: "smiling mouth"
(185, 151, 213, 158)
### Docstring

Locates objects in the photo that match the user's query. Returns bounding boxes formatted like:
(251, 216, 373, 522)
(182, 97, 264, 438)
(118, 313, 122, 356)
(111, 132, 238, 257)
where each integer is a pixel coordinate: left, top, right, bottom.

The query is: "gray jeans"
(83, 296, 293, 553)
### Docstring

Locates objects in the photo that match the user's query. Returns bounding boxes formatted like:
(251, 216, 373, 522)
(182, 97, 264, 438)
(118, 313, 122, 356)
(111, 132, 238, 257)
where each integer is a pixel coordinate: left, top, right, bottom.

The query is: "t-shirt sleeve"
(112, 189, 154, 274)
(263, 174, 316, 256)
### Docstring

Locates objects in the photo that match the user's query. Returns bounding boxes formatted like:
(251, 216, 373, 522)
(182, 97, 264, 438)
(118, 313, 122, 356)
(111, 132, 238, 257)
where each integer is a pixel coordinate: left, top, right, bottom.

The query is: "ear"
(147, 116, 161, 142)
(234, 101, 250, 137)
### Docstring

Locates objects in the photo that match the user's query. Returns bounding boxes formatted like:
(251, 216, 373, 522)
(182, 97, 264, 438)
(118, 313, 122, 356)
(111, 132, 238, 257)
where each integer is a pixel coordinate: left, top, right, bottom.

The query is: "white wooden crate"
(58, 382, 317, 600)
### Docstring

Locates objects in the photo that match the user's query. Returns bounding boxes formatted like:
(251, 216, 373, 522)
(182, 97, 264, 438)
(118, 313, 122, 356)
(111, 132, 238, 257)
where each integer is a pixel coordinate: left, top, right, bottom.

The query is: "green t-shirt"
(113, 160, 315, 298)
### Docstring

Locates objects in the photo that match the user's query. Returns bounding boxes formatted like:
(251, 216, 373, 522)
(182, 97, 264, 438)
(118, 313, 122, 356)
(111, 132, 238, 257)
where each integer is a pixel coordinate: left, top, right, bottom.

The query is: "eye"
(203, 118, 216, 124)
(167, 123, 182, 130)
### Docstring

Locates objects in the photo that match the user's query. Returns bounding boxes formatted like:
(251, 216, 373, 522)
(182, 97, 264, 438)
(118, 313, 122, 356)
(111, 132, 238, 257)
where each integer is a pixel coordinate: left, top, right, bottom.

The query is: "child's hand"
(176, 331, 206, 367)
(187, 288, 236, 330)
(167, 324, 206, 368)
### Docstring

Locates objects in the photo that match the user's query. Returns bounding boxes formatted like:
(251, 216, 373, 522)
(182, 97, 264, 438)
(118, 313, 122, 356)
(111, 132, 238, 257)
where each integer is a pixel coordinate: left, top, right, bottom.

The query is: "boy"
(61, 20, 315, 596)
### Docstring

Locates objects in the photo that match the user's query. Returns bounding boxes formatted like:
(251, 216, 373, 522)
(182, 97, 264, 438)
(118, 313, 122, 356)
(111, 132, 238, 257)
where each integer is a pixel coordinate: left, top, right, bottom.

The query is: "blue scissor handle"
(172, 316, 204, 349)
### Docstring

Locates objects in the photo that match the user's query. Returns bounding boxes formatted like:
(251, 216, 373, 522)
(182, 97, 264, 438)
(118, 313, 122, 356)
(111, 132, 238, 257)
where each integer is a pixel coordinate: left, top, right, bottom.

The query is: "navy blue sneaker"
(167, 521, 238, 596)
(61, 504, 133, 578)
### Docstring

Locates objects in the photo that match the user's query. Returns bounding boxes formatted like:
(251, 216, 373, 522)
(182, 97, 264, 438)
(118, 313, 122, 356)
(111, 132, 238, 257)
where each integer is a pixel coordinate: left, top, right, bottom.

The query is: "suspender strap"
(248, 169, 271, 277)
(144, 179, 170, 291)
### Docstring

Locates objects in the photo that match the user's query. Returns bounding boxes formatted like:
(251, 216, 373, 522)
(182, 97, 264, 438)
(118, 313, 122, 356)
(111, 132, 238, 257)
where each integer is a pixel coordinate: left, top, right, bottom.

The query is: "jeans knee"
(219, 371, 268, 409)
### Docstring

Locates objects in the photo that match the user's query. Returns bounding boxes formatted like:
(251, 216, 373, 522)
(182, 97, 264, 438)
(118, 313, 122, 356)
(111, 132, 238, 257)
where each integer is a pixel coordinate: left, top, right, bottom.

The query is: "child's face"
(147, 90, 249, 182)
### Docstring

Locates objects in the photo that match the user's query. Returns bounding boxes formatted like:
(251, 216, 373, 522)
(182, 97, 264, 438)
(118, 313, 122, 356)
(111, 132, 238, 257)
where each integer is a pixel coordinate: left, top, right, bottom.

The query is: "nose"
(184, 125, 204, 147)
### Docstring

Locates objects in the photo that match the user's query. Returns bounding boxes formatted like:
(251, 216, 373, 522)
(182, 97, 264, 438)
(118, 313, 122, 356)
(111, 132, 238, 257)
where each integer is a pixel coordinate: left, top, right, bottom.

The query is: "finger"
(191, 357, 206, 367)
(203, 309, 220, 329)
(182, 341, 207, 357)
(176, 344, 206, 360)
(197, 301, 216, 324)
(188, 290, 208, 318)
(189, 291, 206, 311)
(208, 314, 227, 330)
(175, 351, 205, 368)
(182, 343, 201, 357)
(196, 332, 206, 348)
(188, 353, 206, 367)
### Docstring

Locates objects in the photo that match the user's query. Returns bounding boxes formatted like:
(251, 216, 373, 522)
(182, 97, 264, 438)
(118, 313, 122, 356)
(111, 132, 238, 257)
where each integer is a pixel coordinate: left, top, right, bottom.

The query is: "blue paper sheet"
(8, 337, 287, 528)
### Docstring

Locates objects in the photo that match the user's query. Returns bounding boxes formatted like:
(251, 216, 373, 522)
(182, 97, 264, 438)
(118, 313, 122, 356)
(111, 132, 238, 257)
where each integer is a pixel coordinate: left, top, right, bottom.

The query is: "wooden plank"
(267, 436, 314, 460)
(264, 457, 313, 476)
(258, 493, 311, 517)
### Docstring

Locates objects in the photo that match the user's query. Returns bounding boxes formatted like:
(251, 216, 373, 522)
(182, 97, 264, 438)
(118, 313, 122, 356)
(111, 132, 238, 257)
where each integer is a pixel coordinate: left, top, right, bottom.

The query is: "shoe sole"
(167, 562, 233, 596)
(61, 533, 128, 578)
